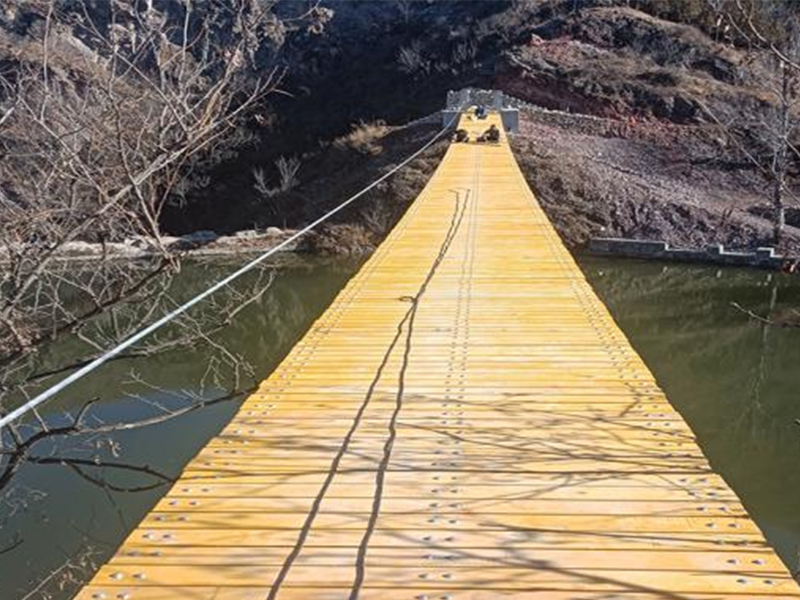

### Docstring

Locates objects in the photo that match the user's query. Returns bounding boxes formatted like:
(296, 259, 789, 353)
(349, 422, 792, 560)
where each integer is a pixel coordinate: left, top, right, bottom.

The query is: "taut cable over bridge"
(76, 111, 800, 599)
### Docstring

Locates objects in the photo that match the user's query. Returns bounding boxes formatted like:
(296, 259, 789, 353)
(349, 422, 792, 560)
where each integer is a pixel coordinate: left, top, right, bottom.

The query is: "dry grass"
(334, 120, 391, 156)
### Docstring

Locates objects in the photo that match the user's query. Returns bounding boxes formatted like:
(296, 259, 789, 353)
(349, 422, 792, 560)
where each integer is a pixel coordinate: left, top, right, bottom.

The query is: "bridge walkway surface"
(77, 114, 800, 599)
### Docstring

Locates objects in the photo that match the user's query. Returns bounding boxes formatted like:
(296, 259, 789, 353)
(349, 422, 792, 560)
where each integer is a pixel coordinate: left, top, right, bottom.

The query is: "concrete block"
(669, 249, 705, 261)
(587, 238, 668, 256)
(631, 240, 669, 254)
(500, 109, 519, 134)
(587, 237, 794, 270)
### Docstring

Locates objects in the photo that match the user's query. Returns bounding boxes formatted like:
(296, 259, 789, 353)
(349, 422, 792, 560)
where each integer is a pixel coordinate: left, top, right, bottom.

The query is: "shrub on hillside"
(334, 120, 390, 156)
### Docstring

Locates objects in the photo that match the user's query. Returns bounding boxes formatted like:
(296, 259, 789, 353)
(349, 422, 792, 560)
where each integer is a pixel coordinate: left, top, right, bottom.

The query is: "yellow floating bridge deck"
(79, 114, 800, 600)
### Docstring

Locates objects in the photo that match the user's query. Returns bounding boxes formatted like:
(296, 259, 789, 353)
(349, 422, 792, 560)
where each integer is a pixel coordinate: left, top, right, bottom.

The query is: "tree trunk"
(773, 61, 791, 246)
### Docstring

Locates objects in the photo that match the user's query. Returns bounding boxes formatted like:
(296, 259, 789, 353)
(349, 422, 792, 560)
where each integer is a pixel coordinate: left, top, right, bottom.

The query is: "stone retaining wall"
(587, 237, 792, 269)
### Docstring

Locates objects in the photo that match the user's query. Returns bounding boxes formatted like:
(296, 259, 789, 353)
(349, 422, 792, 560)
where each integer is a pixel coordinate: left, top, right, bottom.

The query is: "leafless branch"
(0, 0, 326, 519)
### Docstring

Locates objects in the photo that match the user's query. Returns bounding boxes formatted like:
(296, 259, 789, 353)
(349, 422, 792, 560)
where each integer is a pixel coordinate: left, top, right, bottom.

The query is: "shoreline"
(587, 237, 799, 271)
(8, 228, 800, 274)
(0, 229, 305, 266)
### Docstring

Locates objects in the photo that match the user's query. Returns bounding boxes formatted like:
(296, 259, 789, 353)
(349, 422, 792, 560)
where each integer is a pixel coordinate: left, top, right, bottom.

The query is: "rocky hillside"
(2, 0, 798, 254)
(181, 0, 799, 254)
(511, 106, 800, 250)
(499, 4, 800, 251)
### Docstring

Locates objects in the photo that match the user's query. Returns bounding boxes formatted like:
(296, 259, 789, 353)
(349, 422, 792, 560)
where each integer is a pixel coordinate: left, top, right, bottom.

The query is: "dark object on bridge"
(477, 124, 500, 143)
(475, 106, 488, 119)
(453, 128, 469, 143)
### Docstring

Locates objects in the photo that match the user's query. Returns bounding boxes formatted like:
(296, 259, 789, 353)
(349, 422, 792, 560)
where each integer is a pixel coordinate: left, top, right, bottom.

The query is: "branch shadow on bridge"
(166, 381, 780, 599)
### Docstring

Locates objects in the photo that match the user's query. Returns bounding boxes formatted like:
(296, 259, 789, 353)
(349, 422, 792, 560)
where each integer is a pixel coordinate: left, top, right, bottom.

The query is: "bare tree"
(710, 0, 800, 246)
(253, 165, 274, 197)
(766, 57, 796, 244)
(253, 155, 302, 217)
(0, 0, 331, 394)
(452, 38, 478, 66)
(0, 0, 332, 525)
(397, 40, 431, 75)
(276, 155, 302, 191)
(396, 0, 414, 24)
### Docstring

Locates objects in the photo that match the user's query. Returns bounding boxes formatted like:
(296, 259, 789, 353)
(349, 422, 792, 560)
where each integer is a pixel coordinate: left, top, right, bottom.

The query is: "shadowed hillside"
(2, 0, 799, 253)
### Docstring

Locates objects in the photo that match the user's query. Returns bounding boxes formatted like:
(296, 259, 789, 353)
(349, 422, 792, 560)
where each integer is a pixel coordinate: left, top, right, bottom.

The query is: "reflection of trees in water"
(35, 257, 363, 399)
(745, 278, 777, 419)
(0, 257, 360, 600)
(196, 257, 362, 380)
(585, 258, 799, 420)
(582, 257, 800, 572)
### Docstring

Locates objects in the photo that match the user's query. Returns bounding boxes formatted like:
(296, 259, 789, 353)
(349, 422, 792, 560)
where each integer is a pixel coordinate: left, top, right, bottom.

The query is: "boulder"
(172, 230, 219, 249)
(60, 241, 101, 256)
(105, 242, 143, 256)
(234, 229, 261, 238)
(181, 230, 218, 244)
(124, 235, 180, 251)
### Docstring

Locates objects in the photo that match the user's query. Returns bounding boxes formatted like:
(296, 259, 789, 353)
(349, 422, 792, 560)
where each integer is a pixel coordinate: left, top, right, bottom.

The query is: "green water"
(0, 256, 364, 600)
(582, 257, 800, 575)
(1, 255, 799, 598)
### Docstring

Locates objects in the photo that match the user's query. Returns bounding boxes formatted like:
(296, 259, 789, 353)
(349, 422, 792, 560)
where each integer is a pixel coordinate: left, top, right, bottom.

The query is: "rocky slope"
(3, 0, 798, 255)
(496, 3, 800, 252)
(190, 0, 799, 255)
(511, 106, 800, 251)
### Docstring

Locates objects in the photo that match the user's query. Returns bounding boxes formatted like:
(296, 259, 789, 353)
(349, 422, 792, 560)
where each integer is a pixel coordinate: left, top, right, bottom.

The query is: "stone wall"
(442, 88, 520, 133)
(587, 237, 792, 269)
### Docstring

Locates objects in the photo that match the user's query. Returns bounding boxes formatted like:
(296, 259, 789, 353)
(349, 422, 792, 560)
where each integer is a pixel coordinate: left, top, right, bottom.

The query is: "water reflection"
(581, 257, 800, 575)
(0, 255, 362, 600)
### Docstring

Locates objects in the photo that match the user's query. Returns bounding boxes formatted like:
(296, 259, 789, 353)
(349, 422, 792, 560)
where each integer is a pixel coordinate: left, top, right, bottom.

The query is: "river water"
(1, 255, 799, 598)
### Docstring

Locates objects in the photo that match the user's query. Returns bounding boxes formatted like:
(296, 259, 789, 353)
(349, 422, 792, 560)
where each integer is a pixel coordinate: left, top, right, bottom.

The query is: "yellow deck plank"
(77, 113, 800, 599)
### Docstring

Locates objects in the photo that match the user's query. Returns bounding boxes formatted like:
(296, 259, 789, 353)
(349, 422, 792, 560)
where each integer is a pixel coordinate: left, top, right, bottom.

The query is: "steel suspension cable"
(0, 112, 461, 430)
